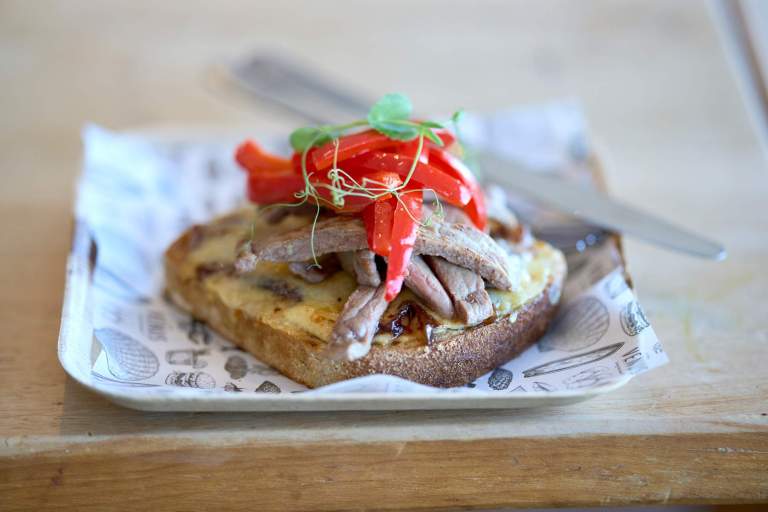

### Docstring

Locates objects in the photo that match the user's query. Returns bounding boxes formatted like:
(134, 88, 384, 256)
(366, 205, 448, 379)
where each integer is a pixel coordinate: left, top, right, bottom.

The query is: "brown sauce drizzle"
(256, 277, 303, 302)
(195, 261, 234, 281)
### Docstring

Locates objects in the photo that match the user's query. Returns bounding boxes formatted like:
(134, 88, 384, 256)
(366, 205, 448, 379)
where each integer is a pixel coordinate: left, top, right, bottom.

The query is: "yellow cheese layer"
(179, 210, 562, 349)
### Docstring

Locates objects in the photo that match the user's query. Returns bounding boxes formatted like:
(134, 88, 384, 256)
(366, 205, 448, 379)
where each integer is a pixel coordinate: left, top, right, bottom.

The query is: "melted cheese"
(179, 210, 563, 349)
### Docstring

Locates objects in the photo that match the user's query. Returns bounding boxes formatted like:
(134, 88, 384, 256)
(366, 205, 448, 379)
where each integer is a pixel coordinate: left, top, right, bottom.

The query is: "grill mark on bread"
(187, 213, 250, 251)
(255, 277, 303, 302)
(195, 261, 235, 281)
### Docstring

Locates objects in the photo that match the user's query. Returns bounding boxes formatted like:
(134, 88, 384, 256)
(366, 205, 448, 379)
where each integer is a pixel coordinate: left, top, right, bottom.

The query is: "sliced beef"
(261, 203, 316, 224)
(237, 216, 514, 290)
(427, 256, 494, 325)
(403, 255, 454, 319)
(338, 250, 381, 287)
(423, 203, 473, 226)
(326, 285, 389, 361)
(235, 216, 367, 274)
(288, 255, 339, 284)
(414, 221, 514, 290)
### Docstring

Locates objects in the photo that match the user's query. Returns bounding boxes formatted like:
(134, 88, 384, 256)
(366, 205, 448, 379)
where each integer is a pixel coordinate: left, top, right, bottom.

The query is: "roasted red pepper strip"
(428, 147, 487, 230)
(384, 189, 423, 301)
(246, 171, 304, 204)
(363, 199, 395, 256)
(401, 139, 429, 164)
(291, 149, 319, 175)
(346, 151, 471, 207)
(312, 130, 400, 170)
(236, 140, 292, 173)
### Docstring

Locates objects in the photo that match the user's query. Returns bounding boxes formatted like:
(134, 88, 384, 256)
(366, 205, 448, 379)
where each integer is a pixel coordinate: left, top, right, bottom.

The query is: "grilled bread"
(164, 209, 566, 388)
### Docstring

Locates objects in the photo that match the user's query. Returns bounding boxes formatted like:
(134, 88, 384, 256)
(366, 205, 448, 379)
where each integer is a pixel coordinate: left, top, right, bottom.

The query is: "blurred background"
(2, 0, 765, 325)
(1, 1, 767, 510)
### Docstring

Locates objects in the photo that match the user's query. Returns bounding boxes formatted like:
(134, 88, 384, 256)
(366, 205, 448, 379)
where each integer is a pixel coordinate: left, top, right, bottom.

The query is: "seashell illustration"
(488, 368, 513, 390)
(223, 382, 244, 392)
(165, 371, 216, 389)
(225, 355, 249, 379)
(604, 273, 629, 300)
(563, 366, 614, 390)
(539, 296, 609, 352)
(620, 300, 649, 336)
(255, 381, 281, 393)
(532, 382, 555, 392)
(523, 342, 624, 378)
(95, 328, 159, 381)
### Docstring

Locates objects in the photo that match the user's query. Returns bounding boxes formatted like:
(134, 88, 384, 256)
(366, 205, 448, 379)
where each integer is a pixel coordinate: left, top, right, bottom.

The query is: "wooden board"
(1, 0, 767, 509)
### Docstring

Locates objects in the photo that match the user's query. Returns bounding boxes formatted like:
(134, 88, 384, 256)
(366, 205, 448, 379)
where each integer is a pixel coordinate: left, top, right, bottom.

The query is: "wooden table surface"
(1, 1, 767, 510)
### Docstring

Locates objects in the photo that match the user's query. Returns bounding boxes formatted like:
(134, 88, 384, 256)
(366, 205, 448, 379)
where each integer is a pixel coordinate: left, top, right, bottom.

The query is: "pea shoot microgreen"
(275, 93, 463, 265)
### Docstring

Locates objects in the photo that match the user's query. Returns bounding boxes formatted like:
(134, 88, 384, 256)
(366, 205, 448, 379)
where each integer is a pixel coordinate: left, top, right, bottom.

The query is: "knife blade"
(480, 153, 726, 260)
(226, 54, 726, 260)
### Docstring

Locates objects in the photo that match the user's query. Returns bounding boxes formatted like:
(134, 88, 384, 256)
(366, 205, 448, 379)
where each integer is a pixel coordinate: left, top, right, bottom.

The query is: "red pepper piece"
(345, 151, 471, 207)
(384, 189, 423, 301)
(291, 149, 319, 175)
(428, 148, 487, 230)
(401, 139, 429, 164)
(362, 199, 395, 256)
(236, 140, 292, 173)
(312, 130, 400, 170)
(246, 171, 305, 204)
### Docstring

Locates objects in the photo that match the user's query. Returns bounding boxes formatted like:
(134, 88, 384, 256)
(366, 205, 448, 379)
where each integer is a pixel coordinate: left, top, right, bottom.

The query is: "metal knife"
(480, 153, 726, 260)
(226, 54, 726, 260)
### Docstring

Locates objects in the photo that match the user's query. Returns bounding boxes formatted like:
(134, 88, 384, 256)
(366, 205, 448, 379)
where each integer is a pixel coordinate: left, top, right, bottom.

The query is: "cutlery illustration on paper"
(523, 342, 624, 378)
(563, 366, 614, 389)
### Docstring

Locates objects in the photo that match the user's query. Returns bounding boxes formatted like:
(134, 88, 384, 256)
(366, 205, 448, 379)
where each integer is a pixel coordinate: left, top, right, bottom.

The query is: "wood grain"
(1, 0, 767, 509)
(2, 434, 767, 511)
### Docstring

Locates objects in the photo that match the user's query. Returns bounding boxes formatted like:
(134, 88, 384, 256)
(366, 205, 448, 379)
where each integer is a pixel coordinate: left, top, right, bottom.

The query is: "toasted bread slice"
(164, 210, 566, 388)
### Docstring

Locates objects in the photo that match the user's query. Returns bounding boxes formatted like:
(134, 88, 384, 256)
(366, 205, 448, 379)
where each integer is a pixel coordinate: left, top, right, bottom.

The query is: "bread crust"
(165, 221, 566, 388)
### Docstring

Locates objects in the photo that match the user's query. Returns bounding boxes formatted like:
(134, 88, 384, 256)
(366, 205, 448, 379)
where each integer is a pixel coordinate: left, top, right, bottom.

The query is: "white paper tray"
(57, 113, 665, 412)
